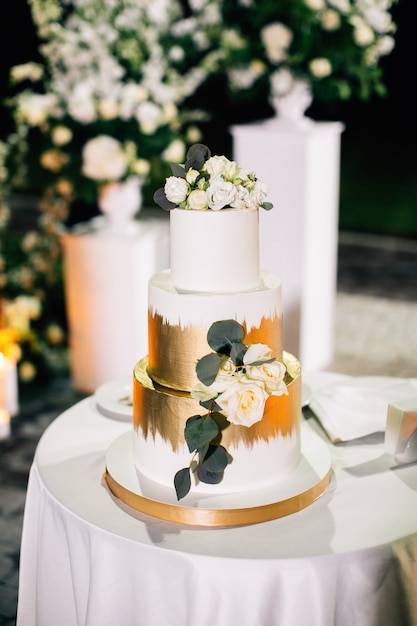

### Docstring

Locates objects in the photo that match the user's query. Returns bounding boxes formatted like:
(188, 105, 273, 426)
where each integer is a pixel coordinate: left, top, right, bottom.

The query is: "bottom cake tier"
(133, 352, 302, 496)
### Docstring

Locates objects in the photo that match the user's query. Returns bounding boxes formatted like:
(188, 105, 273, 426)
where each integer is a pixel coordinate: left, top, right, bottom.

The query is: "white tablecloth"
(17, 372, 417, 626)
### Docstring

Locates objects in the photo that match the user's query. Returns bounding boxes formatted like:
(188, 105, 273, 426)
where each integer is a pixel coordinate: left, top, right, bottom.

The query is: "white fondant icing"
(133, 427, 301, 495)
(170, 208, 260, 293)
(149, 270, 282, 330)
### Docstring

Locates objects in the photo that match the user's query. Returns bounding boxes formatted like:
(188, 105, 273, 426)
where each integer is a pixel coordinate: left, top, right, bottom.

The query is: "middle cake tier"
(147, 270, 283, 392)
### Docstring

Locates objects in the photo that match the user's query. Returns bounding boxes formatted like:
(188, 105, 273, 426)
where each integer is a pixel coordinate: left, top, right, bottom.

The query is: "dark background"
(0, 0, 416, 237)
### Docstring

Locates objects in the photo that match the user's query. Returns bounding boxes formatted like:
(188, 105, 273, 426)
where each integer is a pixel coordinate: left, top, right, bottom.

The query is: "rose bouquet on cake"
(154, 143, 273, 212)
(174, 319, 288, 500)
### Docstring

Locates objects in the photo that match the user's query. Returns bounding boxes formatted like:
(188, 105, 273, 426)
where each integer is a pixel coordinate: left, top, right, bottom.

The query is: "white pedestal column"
(231, 119, 344, 371)
(61, 211, 169, 393)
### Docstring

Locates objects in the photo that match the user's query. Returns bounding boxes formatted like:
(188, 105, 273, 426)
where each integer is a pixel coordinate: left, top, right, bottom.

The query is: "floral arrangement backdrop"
(0, 0, 398, 387)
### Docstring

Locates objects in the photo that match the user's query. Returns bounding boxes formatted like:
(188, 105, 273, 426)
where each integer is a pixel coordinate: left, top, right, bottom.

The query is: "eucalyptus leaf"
(262, 202, 273, 211)
(247, 357, 275, 366)
(200, 398, 222, 412)
(184, 414, 219, 453)
(197, 464, 224, 485)
(185, 143, 211, 171)
(196, 353, 222, 385)
(207, 319, 244, 354)
(170, 163, 186, 178)
(230, 342, 247, 366)
(174, 467, 191, 500)
(153, 188, 176, 211)
(201, 444, 230, 472)
(210, 411, 230, 432)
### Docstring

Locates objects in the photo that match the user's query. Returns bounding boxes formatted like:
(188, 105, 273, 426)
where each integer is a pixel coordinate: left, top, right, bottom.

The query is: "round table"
(16, 372, 417, 626)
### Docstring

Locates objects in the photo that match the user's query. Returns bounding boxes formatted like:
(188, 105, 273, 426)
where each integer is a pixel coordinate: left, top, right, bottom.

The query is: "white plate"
(95, 377, 133, 422)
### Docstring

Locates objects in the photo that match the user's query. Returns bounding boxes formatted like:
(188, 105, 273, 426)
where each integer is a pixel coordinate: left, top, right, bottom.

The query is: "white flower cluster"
(178, 0, 396, 103)
(6, 0, 216, 203)
(164, 154, 269, 211)
(191, 343, 288, 427)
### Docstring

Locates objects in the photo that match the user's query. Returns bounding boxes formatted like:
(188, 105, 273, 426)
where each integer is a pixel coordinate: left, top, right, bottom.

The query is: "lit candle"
(0, 407, 10, 440)
(0, 353, 11, 439)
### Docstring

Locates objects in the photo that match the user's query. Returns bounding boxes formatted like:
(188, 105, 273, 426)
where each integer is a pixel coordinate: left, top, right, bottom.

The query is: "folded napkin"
(309, 376, 417, 442)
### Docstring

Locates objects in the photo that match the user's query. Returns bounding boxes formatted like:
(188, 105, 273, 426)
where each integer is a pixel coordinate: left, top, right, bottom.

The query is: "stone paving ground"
(0, 231, 416, 625)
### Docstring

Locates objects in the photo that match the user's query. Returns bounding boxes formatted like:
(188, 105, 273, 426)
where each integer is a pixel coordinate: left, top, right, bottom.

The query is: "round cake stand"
(104, 422, 332, 528)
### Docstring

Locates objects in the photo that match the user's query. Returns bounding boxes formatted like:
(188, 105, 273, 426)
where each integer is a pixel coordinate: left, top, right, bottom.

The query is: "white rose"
(187, 189, 208, 211)
(82, 135, 127, 181)
(135, 101, 162, 134)
(68, 84, 96, 124)
(98, 177, 142, 218)
(309, 57, 332, 78)
(353, 24, 375, 46)
(230, 185, 251, 209)
(217, 379, 268, 427)
(164, 176, 189, 204)
(98, 98, 120, 120)
(162, 139, 185, 163)
(304, 0, 325, 9)
(19, 93, 57, 126)
(270, 68, 295, 97)
(132, 158, 151, 177)
(51, 125, 72, 146)
(206, 180, 236, 210)
(204, 155, 233, 179)
(261, 22, 293, 63)
(185, 168, 200, 185)
(321, 9, 341, 31)
(243, 343, 273, 364)
(245, 360, 288, 395)
(249, 180, 268, 209)
(215, 359, 238, 391)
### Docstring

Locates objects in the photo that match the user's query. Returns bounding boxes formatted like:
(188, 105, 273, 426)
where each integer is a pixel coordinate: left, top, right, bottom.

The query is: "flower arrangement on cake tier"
(154, 143, 273, 212)
(177, 0, 397, 120)
(2, 0, 220, 229)
(174, 320, 288, 500)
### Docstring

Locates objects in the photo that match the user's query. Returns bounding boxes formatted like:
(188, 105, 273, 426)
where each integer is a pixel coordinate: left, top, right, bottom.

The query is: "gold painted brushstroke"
(148, 311, 283, 392)
(133, 352, 301, 452)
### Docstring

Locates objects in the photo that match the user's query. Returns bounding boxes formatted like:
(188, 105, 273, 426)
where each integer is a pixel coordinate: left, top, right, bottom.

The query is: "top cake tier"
(170, 207, 260, 293)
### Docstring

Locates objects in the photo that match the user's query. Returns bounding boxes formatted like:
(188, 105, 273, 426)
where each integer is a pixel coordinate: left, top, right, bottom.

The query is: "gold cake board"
(104, 422, 332, 528)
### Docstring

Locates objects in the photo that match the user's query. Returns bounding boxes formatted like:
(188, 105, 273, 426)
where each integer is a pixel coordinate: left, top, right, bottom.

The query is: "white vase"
(97, 176, 143, 233)
(270, 80, 314, 129)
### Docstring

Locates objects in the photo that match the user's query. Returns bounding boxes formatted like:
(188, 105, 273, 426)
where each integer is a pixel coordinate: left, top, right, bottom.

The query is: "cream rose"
(309, 57, 332, 78)
(82, 136, 127, 181)
(230, 185, 251, 209)
(187, 189, 208, 211)
(217, 379, 268, 427)
(245, 360, 288, 396)
(51, 125, 72, 146)
(243, 343, 273, 364)
(206, 180, 236, 210)
(164, 176, 189, 204)
(249, 180, 268, 209)
(261, 22, 293, 63)
(204, 155, 235, 180)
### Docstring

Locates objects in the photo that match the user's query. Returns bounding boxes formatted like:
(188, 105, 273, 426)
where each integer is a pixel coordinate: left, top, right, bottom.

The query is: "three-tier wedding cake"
(132, 144, 302, 501)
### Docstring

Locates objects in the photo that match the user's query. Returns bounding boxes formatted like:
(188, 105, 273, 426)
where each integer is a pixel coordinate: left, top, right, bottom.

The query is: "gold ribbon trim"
(104, 467, 332, 528)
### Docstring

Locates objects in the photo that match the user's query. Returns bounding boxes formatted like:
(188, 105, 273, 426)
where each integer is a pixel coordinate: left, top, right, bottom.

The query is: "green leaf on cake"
(174, 467, 191, 500)
(262, 202, 273, 211)
(170, 163, 186, 178)
(185, 143, 211, 171)
(201, 444, 231, 472)
(196, 353, 223, 385)
(184, 414, 220, 453)
(207, 319, 244, 354)
(230, 342, 247, 366)
(153, 188, 176, 211)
